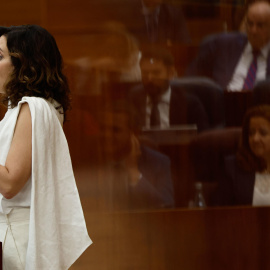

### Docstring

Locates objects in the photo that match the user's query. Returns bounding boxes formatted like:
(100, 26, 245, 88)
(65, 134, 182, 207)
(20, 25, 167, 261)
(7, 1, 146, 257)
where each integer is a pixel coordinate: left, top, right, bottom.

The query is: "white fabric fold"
(0, 97, 92, 269)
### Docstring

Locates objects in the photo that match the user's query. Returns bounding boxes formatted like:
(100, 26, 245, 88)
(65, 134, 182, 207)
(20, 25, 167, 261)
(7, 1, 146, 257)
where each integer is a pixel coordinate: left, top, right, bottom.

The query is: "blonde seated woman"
(0, 25, 91, 269)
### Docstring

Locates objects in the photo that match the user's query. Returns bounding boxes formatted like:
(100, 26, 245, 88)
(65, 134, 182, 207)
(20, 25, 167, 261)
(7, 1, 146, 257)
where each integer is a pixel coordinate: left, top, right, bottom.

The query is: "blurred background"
(2, 1, 270, 269)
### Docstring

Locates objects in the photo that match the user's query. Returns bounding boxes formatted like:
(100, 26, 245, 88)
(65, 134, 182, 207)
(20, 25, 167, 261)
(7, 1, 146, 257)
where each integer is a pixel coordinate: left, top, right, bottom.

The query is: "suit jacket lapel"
(169, 84, 187, 125)
(235, 169, 255, 205)
(226, 35, 248, 84)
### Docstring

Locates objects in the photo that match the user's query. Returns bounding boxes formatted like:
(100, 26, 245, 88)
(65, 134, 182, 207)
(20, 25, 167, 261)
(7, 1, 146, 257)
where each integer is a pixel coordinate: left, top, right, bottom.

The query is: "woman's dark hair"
(237, 105, 270, 172)
(0, 25, 71, 119)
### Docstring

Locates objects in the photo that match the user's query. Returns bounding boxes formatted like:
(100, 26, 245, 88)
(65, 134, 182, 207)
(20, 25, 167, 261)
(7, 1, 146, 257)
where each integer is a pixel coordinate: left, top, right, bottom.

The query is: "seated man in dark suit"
(109, 0, 190, 47)
(187, 0, 270, 91)
(129, 46, 209, 132)
(91, 100, 174, 211)
(137, 0, 190, 45)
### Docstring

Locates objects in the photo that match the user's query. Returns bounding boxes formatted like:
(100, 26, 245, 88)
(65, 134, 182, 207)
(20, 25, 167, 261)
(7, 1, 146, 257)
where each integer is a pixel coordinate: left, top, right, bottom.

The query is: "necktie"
(243, 50, 260, 90)
(150, 98, 160, 127)
(146, 12, 158, 42)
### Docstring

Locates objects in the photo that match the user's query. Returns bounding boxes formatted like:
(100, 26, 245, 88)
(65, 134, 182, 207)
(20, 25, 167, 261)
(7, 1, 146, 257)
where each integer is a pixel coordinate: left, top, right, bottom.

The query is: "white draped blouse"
(0, 97, 92, 269)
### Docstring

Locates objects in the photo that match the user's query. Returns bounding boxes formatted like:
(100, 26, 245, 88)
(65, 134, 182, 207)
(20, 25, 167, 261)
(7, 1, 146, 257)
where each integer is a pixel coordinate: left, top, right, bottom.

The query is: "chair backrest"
(224, 90, 253, 127)
(188, 127, 241, 206)
(189, 127, 241, 183)
(253, 79, 270, 106)
(171, 77, 225, 129)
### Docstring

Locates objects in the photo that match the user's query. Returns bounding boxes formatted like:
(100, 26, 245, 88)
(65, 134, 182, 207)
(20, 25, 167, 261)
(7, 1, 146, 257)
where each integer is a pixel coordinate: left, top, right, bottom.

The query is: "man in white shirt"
(129, 46, 209, 131)
(187, 0, 270, 91)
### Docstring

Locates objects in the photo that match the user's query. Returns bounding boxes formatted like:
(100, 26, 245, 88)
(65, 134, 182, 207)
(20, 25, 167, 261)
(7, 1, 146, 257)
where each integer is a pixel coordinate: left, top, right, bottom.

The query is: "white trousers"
(0, 208, 30, 270)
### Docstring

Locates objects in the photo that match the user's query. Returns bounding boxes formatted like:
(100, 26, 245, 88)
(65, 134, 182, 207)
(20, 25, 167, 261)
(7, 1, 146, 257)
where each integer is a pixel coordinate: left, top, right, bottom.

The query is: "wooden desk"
(71, 204, 270, 270)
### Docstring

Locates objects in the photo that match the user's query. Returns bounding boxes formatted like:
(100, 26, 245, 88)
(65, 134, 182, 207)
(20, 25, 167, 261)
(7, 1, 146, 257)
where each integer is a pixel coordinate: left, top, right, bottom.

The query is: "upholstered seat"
(189, 127, 241, 205)
(170, 77, 225, 129)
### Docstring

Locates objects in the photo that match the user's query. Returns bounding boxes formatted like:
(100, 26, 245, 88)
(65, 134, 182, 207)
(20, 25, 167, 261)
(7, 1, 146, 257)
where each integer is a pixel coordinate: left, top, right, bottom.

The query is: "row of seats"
(189, 127, 241, 206)
(166, 78, 270, 206)
(171, 77, 269, 129)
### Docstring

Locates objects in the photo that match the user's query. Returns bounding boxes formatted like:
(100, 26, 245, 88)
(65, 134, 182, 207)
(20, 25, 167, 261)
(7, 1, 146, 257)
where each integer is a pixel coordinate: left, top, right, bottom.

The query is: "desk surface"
(71, 203, 270, 270)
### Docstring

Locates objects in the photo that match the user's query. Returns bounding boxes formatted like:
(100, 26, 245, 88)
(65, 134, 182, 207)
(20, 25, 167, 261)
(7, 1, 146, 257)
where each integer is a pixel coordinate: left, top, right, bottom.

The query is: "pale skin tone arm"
(0, 103, 32, 199)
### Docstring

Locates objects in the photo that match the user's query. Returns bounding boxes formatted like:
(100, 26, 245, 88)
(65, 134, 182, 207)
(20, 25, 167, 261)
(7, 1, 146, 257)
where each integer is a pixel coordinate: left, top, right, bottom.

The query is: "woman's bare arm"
(0, 103, 32, 199)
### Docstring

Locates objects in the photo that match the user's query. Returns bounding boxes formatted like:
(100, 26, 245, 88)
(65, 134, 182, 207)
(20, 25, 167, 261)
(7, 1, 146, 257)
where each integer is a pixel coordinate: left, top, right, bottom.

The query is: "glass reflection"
(59, 0, 270, 210)
(215, 105, 270, 207)
(92, 100, 174, 211)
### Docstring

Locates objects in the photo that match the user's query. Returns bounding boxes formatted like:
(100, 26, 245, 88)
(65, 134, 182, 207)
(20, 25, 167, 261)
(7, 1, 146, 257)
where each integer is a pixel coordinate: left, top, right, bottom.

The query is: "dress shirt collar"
(245, 41, 270, 59)
(146, 86, 171, 105)
(261, 41, 270, 59)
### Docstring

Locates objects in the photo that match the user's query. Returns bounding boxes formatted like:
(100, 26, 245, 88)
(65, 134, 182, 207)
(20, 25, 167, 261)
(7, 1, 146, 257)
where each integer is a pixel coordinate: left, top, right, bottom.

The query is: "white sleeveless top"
(0, 102, 33, 213)
(0, 97, 92, 269)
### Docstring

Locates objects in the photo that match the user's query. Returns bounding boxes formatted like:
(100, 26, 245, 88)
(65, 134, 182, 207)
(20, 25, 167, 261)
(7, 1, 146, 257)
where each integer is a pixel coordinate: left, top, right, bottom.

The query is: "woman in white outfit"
(0, 25, 92, 269)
